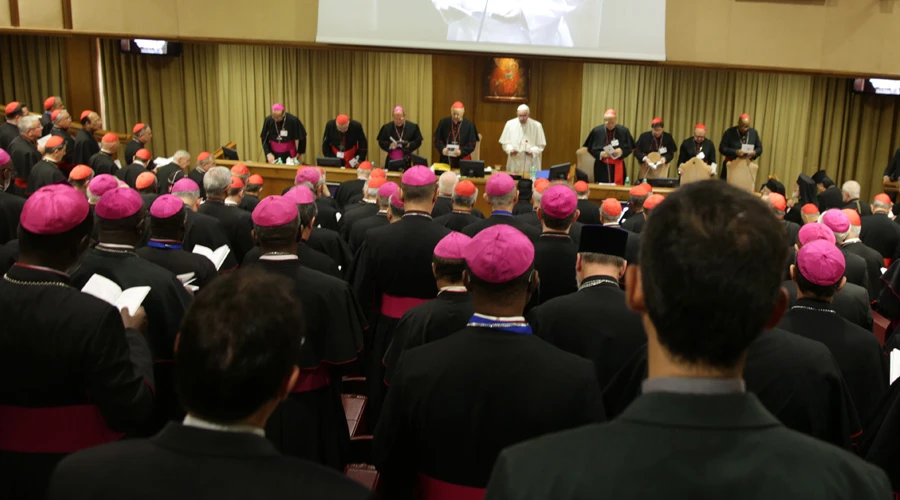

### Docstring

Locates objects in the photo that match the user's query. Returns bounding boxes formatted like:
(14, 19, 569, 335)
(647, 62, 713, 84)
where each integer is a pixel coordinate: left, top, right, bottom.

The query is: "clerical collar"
(792, 298, 837, 314)
(377, 210, 388, 215)
(133, 160, 146, 167)
(42, 157, 59, 164)
(540, 232, 571, 240)
(96, 243, 137, 254)
(403, 211, 432, 220)
(225, 200, 239, 206)
(579, 275, 620, 290)
(602, 222, 619, 227)
(100, 150, 113, 155)
(842, 238, 862, 245)
(642, 377, 745, 395)
(183, 414, 265, 438)
(148, 239, 183, 250)
(467, 313, 531, 335)
(259, 252, 298, 261)
(3, 264, 72, 288)
(491, 210, 513, 217)
(362, 198, 377, 204)
(452, 210, 471, 215)
(438, 285, 467, 295)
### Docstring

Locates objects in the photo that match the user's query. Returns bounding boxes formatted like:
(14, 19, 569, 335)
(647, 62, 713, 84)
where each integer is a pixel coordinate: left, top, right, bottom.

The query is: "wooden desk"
(215, 160, 674, 214)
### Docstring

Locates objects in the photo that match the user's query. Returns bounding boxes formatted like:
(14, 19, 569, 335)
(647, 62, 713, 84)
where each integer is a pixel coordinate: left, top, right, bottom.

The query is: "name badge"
(603, 145, 615, 155)
(280, 130, 289, 137)
(611, 140, 619, 147)
(658, 147, 667, 154)
(697, 151, 706, 160)
(336, 151, 345, 159)
(741, 144, 755, 154)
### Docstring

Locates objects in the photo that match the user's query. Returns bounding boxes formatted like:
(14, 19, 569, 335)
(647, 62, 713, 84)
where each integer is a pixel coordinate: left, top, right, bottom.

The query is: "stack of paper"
(176, 272, 199, 293)
(193, 244, 231, 271)
(81, 274, 151, 313)
(891, 349, 900, 384)
(37, 135, 52, 149)
(153, 156, 174, 168)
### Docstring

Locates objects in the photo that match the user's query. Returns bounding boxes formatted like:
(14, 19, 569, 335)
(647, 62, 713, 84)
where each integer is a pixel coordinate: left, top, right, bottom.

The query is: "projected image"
(432, 0, 596, 47)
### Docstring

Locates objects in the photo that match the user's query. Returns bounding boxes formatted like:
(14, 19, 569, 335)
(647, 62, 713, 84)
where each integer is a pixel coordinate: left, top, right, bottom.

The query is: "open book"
(177, 272, 199, 293)
(81, 274, 151, 313)
(891, 350, 900, 385)
(193, 244, 231, 271)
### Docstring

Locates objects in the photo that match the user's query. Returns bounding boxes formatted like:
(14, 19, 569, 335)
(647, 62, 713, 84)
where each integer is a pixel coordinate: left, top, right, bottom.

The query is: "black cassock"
(260, 113, 307, 162)
(0, 121, 18, 150)
(719, 126, 763, 181)
(49, 128, 76, 174)
(601, 328, 862, 451)
(88, 150, 117, 176)
(198, 200, 255, 265)
(783, 279, 873, 332)
(183, 210, 239, 272)
(136, 242, 219, 290)
(861, 213, 900, 261)
(434, 210, 481, 233)
(348, 212, 389, 256)
(315, 198, 340, 232)
(116, 161, 150, 189)
(123, 139, 143, 166)
(239, 194, 259, 213)
(431, 196, 453, 218)
(376, 120, 424, 162)
(25, 160, 66, 195)
(621, 212, 645, 233)
(0, 265, 155, 500)
(72, 129, 100, 166)
(382, 290, 473, 385)
(254, 258, 364, 470)
(778, 299, 887, 426)
(844, 198, 873, 217)
(818, 186, 845, 211)
(576, 199, 600, 225)
(46, 424, 373, 500)
(8, 137, 41, 184)
(862, 379, 900, 494)
(322, 120, 368, 167)
(0, 190, 24, 244)
(582, 124, 634, 184)
(844, 240, 886, 300)
(71, 247, 193, 428)
(486, 389, 886, 500)
(339, 201, 379, 241)
(188, 169, 207, 199)
(0, 240, 17, 274)
(141, 193, 159, 212)
(782, 219, 801, 246)
(533, 233, 578, 305)
(677, 137, 717, 167)
(351, 214, 450, 427)
(462, 214, 541, 242)
(374, 326, 605, 498)
(841, 250, 871, 291)
(307, 227, 353, 277)
(242, 244, 341, 279)
(634, 131, 677, 164)
(527, 276, 645, 390)
(433, 117, 479, 166)
(336, 179, 366, 209)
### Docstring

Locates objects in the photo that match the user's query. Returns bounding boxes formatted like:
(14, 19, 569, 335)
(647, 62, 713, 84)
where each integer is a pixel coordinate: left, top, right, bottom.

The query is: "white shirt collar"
(439, 285, 468, 294)
(225, 200, 239, 206)
(842, 238, 862, 245)
(259, 253, 298, 261)
(183, 414, 265, 437)
(472, 312, 526, 323)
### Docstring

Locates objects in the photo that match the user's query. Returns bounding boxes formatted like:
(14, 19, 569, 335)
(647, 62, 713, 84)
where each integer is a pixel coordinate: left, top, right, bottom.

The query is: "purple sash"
(269, 140, 296, 157)
(387, 148, 405, 160)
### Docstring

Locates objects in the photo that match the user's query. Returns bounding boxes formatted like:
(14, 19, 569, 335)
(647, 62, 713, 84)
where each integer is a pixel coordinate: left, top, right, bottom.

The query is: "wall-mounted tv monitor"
(852, 78, 900, 96)
(119, 39, 183, 57)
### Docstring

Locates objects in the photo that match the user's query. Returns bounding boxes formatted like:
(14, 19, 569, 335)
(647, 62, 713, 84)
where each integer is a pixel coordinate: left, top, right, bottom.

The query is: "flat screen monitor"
(387, 158, 408, 172)
(119, 39, 183, 57)
(459, 160, 485, 178)
(549, 163, 571, 181)
(222, 147, 239, 160)
(316, 157, 344, 168)
(410, 154, 429, 166)
(852, 78, 900, 96)
(648, 178, 679, 188)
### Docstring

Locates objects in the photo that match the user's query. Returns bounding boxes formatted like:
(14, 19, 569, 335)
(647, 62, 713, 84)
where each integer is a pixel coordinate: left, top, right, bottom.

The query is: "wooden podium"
(679, 157, 712, 186)
(639, 152, 669, 180)
(726, 158, 759, 193)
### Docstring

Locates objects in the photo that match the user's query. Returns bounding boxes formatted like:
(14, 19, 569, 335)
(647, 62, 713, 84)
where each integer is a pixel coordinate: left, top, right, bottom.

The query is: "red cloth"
(380, 294, 427, 319)
(269, 140, 297, 158)
(601, 158, 625, 185)
(331, 144, 360, 169)
(0, 404, 124, 454)
(291, 364, 330, 393)
(418, 474, 485, 500)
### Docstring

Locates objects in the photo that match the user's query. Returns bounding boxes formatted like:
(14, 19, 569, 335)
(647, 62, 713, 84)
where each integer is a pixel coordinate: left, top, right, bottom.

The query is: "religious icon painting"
(483, 57, 530, 103)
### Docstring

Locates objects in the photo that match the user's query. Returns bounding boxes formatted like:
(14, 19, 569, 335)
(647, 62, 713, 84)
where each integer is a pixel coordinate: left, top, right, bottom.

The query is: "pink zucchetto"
(378, 181, 399, 200)
(401, 166, 436, 187)
(95, 188, 143, 220)
(284, 186, 315, 205)
(433, 232, 471, 261)
(87, 174, 119, 198)
(797, 240, 845, 286)
(486, 172, 516, 197)
(464, 225, 534, 284)
(21, 184, 90, 235)
(798, 223, 836, 246)
(541, 185, 578, 219)
(295, 167, 320, 186)
(150, 194, 185, 219)
(252, 196, 298, 227)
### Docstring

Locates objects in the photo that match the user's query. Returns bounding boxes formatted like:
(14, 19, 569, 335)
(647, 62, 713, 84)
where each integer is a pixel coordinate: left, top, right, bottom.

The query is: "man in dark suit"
(462, 172, 540, 241)
(47, 269, 372, 500)
(486, 181, 890, 500)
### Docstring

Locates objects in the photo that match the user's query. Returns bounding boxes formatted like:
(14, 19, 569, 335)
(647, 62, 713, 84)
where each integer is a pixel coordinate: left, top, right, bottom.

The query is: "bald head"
(52, 110, 71, 129)
(738, 115, 751, 133)
(438, 171, 458, 196)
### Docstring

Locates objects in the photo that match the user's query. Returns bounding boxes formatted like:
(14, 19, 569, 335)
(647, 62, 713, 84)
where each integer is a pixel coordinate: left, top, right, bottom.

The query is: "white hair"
(173, 150, 190, 162)
(517, 104, 530, 114)
(438, 171, 458, 196)
(849, 225, 861, 238)
(174, 190, 200, 205)
(203, 166, 232, 196)
(452, 191, 477, 208)
(841, 180, 860, 200)
(52, 110, 70, 125)
(365, 180, 379, 197)
(18, 115, 39, 134)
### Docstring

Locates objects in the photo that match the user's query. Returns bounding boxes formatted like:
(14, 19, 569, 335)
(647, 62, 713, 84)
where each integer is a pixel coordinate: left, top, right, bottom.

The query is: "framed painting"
(483, 57, 529, 103)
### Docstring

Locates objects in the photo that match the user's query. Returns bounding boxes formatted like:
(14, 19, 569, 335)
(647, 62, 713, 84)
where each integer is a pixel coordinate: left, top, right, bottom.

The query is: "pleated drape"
(0, 35, 68, 113)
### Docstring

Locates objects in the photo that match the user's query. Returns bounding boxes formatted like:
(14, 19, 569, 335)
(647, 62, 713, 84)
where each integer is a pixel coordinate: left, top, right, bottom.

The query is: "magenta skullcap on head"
(271, 103, 285, 112)
(88, 174, 119, 197)
(21, 184, 90, 235)
(486, 172, 516, 196)
(401, 166, 436, 187)
(541, 185, 578, 219)
(378, 181, 399, 199)
(390, 192, 404, 208)
(798, 222, 836, 246)
(393, 106, 404, 114)
(797, 239, 846, 286)
(95, 188, 143, 220)
(821, 209, 850, 234)
(434, 232, 471, 260)
(0, 148, 9, 166)
(171, 178, 200, 194)
(465, 225, 534, 283)
(150, 195, 185, 219)
(295, 167, 320, 186)
(252, 195, 298, 227)
(284, 185, 315, 205)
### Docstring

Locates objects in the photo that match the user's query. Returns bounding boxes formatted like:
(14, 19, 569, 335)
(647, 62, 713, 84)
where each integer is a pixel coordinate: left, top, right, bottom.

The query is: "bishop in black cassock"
(260, 104, 306, 163)
(582, 110, 634, 185)
(72, 111, 101, 166)
(322, 115, 367, 168)
(377, 106, 423, 167)
(719, 114, 763, 181)
(433, 102, 479, 167)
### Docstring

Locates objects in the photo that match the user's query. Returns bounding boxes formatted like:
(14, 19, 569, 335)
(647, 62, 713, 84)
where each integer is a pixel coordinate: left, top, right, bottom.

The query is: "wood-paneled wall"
(431, 55, 583, 169)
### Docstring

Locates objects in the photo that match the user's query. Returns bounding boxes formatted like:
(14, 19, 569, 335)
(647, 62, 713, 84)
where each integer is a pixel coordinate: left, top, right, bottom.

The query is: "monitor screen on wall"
(852, 78, 900, 96)
(316, 0, 666, 61)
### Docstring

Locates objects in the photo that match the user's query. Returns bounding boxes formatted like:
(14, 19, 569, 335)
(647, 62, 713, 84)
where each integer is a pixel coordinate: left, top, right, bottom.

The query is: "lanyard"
(578, 277, 620, 291)
(467, 314, 532, 335)
(449, 121, 461, 145)
(148, 240, 183, 250)
(275, 117, 285, 142)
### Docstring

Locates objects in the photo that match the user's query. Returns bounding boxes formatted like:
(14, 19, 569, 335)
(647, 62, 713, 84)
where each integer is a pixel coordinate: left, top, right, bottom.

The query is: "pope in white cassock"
(499, 104, 546, 174)
(432, 0, 593, 47)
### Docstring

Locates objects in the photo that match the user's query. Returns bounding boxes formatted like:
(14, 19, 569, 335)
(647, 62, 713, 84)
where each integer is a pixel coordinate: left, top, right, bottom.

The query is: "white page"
(113, 159, 122, 170)
(115, 286, 151, 313)
(37, 134, 52, 149)
(176, 272, 196, 284)
(891, 349, 900, 384)
(741, 144, 755, 154)
(81, 274, 124, 307)
(153, 156, 174, 168)
(212, 245, 231, 270)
